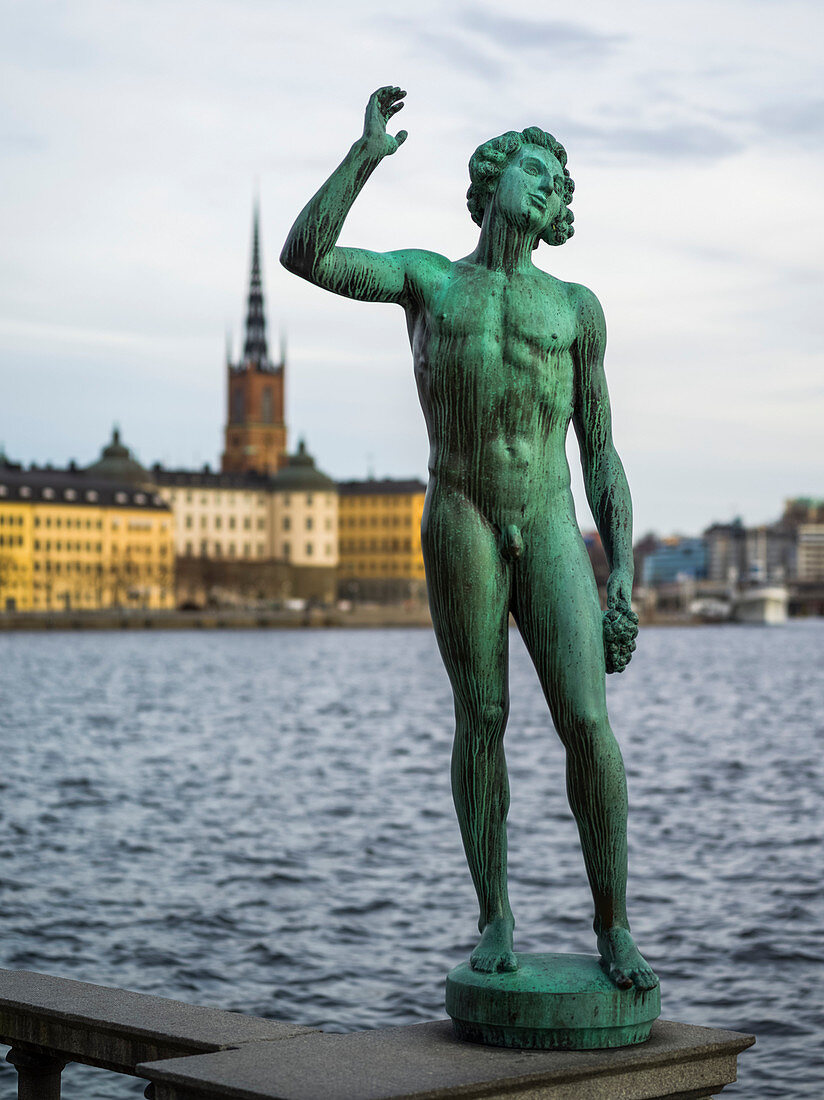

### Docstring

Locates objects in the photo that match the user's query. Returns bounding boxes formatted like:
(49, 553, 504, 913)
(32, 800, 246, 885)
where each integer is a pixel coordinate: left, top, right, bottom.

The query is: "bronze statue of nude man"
(282, 86, 657, 992)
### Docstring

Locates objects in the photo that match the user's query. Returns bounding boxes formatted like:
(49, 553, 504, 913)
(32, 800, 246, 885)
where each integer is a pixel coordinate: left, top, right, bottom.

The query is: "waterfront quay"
(0, 968, 754, 1099)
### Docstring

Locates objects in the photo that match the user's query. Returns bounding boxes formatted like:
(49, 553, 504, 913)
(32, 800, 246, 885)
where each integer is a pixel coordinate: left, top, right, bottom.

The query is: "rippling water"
(0, 623, 821, 1098)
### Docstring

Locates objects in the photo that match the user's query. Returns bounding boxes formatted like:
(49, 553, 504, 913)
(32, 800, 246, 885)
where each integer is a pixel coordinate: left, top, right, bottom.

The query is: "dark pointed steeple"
(243, 202, 269, 365)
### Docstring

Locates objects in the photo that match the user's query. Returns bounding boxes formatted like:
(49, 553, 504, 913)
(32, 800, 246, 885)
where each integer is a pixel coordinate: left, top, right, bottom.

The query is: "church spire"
(243, 202, 269, 365)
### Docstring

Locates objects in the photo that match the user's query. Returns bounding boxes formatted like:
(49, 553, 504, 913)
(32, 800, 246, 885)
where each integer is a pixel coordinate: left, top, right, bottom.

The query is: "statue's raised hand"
(363, 86, 408, 157)
(603, 572, 639, 675)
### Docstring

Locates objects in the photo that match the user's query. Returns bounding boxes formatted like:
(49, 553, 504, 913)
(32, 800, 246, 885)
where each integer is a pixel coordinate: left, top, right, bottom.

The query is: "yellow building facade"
(338, 479, 427, 599)
(0, 466, 175, 612)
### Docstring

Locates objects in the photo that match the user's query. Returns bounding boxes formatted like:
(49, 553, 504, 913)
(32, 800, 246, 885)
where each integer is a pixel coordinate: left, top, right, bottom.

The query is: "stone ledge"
(0, 968, 313, 1074)
(139, 1018, 755, 1100)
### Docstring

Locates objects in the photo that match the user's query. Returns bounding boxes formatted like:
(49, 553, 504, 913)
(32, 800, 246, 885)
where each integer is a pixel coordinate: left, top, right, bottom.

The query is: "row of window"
(182, 541, 336, 560)
(34, 516, 103, 530)
(344, 495, 420, 506)
(341, 538, 415, 553)
(181, 515, 266, 531)
(34, 540, 103, 553)
(340, 516, 414, 528)
(0, 534, 23, 547)
(282, 516, 333, 531)
(342, 561, 424, 575)
(33, 561, 166, 575)
(167, 491, 268, 507)
(166, 490, 334, 507)
(0, 514, 23, 526)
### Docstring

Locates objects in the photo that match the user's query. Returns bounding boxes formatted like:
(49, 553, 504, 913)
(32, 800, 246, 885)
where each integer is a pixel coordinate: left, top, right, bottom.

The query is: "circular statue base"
(445, 952, 660, 1050)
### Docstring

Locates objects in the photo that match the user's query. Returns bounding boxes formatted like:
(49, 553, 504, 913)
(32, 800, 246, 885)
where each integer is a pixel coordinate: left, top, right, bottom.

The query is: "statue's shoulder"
(557, 280, 606, 334)
(396, 249, 454, 303)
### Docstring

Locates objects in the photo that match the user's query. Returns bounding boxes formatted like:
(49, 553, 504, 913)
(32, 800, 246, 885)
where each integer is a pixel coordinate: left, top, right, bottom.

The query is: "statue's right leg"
(422, 484, 516, 973)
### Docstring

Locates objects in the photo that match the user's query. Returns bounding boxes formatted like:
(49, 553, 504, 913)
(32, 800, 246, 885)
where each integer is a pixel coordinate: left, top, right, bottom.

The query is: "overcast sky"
(2, 0, 822, 535)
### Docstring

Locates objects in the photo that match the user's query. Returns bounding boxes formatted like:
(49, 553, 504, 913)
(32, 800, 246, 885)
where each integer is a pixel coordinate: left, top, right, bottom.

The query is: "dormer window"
(134, 493, 146, 504)
(85, 490, 98, 502)
(115, 491, 128, 504)
(43, 488, 55, 500)
(64, 489, 77, 501)
(19, 486, 31, 498)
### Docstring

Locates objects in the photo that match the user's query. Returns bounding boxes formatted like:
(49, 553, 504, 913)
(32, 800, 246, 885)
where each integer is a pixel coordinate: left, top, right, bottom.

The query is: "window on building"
(214, 541, 222, 556)
(185, 541, 193, 556)
(257, 518, 265, 530)
(232, 388, 245, 424)
(305, 542, 313, 556)
(243, 543, 251, 558)
(283, 542, 290, 560)
(201, 516, 207, 529)
(306, 493, 313, 506)
(283, 516, 291, 531)
(185, 515, 193, 529)
(257, 543, 265, 557)
(306, 517, 313, 531)
(229, 516, 236, 529)
(262, 386, 273, 424)
(228, 544, 236, 557)
(244, 517, 251, 530)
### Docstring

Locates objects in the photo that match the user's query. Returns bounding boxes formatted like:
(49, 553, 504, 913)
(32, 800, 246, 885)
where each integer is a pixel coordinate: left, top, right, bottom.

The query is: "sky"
(1, 0, 822, 536)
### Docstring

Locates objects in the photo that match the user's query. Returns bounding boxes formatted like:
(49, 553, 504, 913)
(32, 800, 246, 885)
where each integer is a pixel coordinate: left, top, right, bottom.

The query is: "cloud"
(457, 6, 624, 59)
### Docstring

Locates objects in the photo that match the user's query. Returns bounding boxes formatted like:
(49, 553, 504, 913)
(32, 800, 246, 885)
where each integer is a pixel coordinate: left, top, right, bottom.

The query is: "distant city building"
(778, 498, 824, 583)
(641, 536, 708, 585)
(151, 438, 338, 606)
(781, 497, 824, 526)
(0, 460, 174, 611)
(338, 478, 427, 601)
(86, 426, 154, 487)
(703, 519, 747, 582)
(221, 205, 287, 476)
(270, 441, 339, 569)
(796, 525, 824, 581)
(704, 516, 794, 584)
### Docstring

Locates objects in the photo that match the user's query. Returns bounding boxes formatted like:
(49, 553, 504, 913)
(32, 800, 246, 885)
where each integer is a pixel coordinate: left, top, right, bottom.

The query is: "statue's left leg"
(512, 528, 658, 991)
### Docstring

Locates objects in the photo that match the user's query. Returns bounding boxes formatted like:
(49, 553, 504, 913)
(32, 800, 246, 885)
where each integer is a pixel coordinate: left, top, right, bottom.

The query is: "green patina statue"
(282, 87, 658, 1029)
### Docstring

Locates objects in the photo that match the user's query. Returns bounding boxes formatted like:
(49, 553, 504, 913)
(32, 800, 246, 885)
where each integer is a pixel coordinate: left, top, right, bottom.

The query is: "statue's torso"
(409, 260, 580, 524)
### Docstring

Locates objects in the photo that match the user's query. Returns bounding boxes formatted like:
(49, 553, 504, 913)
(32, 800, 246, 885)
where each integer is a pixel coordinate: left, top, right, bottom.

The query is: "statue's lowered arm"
(572, 287, 639, 674)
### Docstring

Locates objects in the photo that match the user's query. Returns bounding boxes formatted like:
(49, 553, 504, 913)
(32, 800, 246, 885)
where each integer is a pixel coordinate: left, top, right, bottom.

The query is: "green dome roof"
(271, 439, 336, 492)
(86, 427, 151, 486)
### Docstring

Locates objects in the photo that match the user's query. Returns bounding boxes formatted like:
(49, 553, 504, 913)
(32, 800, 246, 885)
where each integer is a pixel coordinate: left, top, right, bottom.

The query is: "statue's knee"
(563, 709, 610, 753)
(479, 702, 508, 732)
(456, 700, 508, 739)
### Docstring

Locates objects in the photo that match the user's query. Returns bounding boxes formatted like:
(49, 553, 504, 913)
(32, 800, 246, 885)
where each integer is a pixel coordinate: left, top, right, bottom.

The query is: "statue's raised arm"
(280, 86, 443, 307)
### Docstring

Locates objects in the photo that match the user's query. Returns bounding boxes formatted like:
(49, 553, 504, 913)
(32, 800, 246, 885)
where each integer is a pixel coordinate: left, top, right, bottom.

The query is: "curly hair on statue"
(466, 127, 575, 247)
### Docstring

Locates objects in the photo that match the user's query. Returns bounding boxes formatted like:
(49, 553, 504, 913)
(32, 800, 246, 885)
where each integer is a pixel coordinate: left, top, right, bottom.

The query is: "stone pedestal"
(446, 952, 660, 1050)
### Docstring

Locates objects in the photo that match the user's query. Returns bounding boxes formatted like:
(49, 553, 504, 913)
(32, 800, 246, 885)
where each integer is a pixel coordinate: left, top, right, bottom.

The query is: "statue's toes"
(632, 967, 659, 991)
(499, 951, 518, 973)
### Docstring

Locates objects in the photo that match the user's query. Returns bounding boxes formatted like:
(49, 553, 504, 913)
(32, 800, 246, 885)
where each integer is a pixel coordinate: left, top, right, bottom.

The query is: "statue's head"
(467, 128, 575, 247)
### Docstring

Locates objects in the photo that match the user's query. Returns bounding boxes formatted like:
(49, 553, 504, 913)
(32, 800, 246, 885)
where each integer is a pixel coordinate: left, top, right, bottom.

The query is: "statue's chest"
(429, 274, 575, 364)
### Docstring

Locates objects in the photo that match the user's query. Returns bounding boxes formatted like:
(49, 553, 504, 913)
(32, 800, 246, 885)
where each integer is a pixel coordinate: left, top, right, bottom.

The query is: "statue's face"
(491, 145, 565, 235)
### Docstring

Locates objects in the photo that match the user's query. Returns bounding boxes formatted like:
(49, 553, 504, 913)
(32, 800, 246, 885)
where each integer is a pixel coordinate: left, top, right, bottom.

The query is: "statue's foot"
(597, 926, 658, 991)
(470, 917, 518, 973)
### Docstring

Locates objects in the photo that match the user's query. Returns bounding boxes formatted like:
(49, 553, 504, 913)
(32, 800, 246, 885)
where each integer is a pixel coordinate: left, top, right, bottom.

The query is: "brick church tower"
(221, 205, 287, 475)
